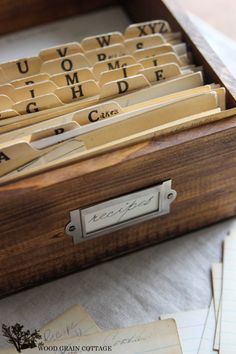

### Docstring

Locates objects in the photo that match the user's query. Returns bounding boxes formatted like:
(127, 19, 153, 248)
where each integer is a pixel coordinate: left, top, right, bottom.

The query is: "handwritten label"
(83, 191, 159, 234)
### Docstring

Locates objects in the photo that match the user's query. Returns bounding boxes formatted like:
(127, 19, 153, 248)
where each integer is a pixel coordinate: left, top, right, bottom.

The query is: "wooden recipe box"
(1, 0, 236, 298)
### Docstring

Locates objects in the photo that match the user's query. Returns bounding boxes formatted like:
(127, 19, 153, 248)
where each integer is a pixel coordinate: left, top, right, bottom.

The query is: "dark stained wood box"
(1, 0, 236, 298)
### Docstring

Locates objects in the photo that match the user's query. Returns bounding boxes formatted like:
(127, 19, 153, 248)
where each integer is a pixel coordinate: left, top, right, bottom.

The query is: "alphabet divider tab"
(72, 101, 124, 125)
(115, 72, 204, 107)
(50, 68, 95, 87)
(39, 42, 84, 61)
(54, 80, 100, 104)
(85, 44, 128, 65)
(14, 81, 57, 102)
(30, 121, 80, 142)
(40, 53, 91, 75)
(1, 56, 42, 81)
(139, 63, 181, 84)
(124, 33, 165, 52)
(11, 73, 50, 88)
(99, 74, 150, 99)
(31, 92, 218, 152)
(133, 44, 175, 61)
(0, 94, 14, 110)
(0, 138, 86, 177)
(0, 142, 41, 176)
(81, 32, 124, 51)
(0, 109, 19, 120)
(99, 64, 143, 86)
(0, 83, 16, 101)
(124, 20, 171, 39)
(13, 93, 63, 115)
(0, 67, 8, 84)
(7, 139, 86, 176)
(78, 92, 219, 149)
(139, 52, 184, 68)
(93, 55, 137, 79)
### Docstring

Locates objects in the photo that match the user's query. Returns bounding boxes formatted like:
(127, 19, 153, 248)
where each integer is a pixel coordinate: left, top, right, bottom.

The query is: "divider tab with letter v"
(65, 179, 177, 244)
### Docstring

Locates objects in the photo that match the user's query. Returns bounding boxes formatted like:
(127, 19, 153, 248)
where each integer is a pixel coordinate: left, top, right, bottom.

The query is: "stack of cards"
(1, 304, 183, 353)
(1, 232, 236, 353)
(1, 19, 235, 182)
(160, 233, 236, 354)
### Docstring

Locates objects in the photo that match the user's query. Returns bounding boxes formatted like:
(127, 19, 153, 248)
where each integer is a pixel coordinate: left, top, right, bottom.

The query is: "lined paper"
(220, 236, 236, 353)
(160, 308, 208, 354)
(197, 300, 215, 354)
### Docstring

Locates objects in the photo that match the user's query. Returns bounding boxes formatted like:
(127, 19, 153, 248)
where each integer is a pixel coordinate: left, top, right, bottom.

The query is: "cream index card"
(212, 263, 222, 351)
(219, 236, 236, 353)
(212, 263, 223, 315)
(161, 309, 208, 354)
(41, 304, 100, 341)
(197, 301, 216, 354)
(0, 305, 100, 353)
(23, 320, 183, 354)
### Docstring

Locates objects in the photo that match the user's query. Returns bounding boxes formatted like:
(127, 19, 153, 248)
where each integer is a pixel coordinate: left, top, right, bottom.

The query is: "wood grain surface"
(1, 114, 236, 297)
(1, 0, 236, 297)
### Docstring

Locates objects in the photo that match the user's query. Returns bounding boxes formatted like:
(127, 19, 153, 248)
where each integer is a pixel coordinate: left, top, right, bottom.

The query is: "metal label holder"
(65, 179, 177, 244)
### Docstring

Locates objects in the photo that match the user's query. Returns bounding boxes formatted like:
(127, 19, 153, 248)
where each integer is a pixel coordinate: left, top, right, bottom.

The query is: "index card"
(40, 53, 90, 75)
(81, 31, 124, 51)
(197, 301, 216, 354)
(39, 42, 84, 61)
(212, 263, 222, 350)
(99, 74, 150, 99)
(124, 20, 171, 38)
(14, 81, 57, 102)
(55, 80, 100, 104)
(124, 33, 165, 52)
(219, 236, 236, 353)
(115, 72, 203, 107)
(98, 63, 143, 86)
(11, 73, 50, 88)
(0, 109, 19, 120)
(85, 44, 128, 65)
(1, 56, 42, 81)
(139, 63, 181, 84)
(31, 92, 219, 151)
(50, 68, 95, 87)
(133, 44, 175, 60)
(212, 263, 222, 316)
(161, 308, 208, 354)
(0, 305, 100, 353)
(40, 304, 100, 342)
(7, 139, 86, 175)
(23, 319, 183, 354)
(0, 94, 13, 110)
(12, 93, 63, 115)
(139, 52, 184, 68)
(92, 55, 137, 78)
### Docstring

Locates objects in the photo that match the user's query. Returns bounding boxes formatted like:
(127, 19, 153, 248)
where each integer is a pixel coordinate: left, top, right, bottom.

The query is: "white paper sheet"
(220, 236, 236, 353)
(160, 309, 208, 354)
(197, 301, 215, 354)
